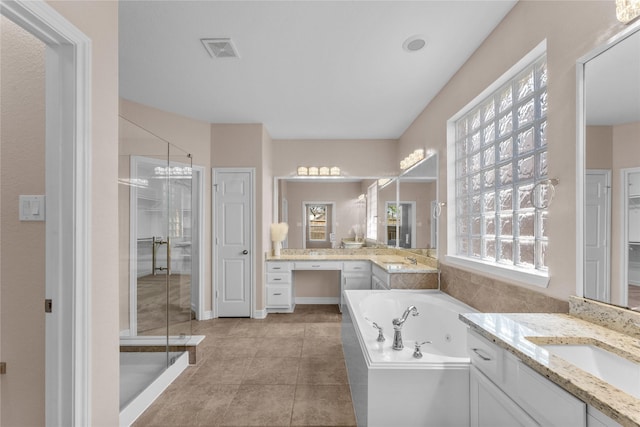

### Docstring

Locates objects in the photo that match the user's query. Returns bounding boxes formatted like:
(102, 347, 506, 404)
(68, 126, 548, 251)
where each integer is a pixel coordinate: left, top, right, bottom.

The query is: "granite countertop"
(460, 312, 640, 427)
(266, 252, 438, 273)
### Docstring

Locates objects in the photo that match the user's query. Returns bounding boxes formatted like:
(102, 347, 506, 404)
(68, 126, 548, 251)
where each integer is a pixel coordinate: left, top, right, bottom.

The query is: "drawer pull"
(273, 293, 282, 296)
(272, 267, 281, 270)
(273, 278, 281, 281)
(312, 264, 321, 268)
(472, 348, 492, 361)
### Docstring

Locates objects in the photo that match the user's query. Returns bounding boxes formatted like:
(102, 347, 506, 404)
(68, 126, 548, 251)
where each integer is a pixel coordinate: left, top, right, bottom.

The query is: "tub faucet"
(392, 305, 419, 350)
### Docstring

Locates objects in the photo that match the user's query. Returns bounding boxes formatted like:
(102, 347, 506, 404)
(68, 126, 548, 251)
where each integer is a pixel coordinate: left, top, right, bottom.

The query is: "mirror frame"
(576, 20, 640, 301)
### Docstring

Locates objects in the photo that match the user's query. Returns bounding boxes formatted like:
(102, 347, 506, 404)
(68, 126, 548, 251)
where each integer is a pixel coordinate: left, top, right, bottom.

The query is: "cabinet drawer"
(467, 330, 503, 384)
(516, 361, 586, 426)
(343, 261, 371, 272)
(267, 262, 291, 273)
(294, 261, 342, 270)
(266, 272, 291, 284)
(266, 285, 292, 307)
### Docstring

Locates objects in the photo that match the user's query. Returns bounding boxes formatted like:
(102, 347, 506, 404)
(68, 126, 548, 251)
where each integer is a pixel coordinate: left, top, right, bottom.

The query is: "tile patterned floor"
(133, 305, 357, 427)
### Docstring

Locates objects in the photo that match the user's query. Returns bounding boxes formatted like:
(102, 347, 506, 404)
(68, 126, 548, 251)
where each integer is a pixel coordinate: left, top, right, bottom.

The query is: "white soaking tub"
(341, 290, 477, 427)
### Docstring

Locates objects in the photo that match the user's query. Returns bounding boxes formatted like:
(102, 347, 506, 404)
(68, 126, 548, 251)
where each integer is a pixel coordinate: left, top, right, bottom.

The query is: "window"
(448, 49, 549, 286)
(307, 204, 327, 241)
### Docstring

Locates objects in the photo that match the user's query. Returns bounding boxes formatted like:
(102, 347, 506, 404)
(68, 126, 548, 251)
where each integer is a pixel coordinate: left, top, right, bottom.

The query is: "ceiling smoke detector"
(201, 38, 240, 59)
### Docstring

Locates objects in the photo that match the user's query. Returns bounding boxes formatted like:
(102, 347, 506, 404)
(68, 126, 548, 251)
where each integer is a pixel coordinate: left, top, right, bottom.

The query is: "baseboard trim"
(253, 309, 267, 319)
(295, 297, 339, 305)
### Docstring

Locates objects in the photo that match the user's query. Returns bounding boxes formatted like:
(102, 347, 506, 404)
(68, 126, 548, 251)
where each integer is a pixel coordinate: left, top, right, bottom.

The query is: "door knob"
(242, 250, 249, 255)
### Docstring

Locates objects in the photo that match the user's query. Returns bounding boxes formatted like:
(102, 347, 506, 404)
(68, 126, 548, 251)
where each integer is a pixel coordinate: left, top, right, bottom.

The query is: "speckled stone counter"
(459, 312, 640, 426)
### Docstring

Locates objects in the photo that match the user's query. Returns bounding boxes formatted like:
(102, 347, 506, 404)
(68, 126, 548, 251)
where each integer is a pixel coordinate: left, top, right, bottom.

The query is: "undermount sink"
(541, 343, 640, 398)
(385, 263, 407, 270)
(342, 239, 364, 249)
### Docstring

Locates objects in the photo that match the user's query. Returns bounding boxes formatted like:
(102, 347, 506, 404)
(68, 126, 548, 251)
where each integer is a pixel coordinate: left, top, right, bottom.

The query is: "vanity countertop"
(460, 312, 640, 427)
(266, 253, 438, 273)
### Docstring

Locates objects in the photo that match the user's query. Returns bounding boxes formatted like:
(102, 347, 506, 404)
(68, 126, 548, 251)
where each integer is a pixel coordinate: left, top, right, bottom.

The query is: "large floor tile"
(297, 357, 349, 385)
(219, 384, 296, 426)
(291, 385, 357, 426)
(241, 357, 300, 385)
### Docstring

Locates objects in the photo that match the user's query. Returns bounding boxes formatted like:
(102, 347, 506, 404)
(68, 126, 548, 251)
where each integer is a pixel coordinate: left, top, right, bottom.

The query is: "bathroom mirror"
(578, 22, 640, 310)
(398, 154, 438, 250)
(274, 177, 379, 249)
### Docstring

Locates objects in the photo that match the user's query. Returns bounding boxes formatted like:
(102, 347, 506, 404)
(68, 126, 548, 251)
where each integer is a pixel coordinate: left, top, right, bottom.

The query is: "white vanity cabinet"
(265, 262, 294, 312)
(468, 330, 586, 427)
(342, 261, 371, 291)
(371, 264, 390, 290)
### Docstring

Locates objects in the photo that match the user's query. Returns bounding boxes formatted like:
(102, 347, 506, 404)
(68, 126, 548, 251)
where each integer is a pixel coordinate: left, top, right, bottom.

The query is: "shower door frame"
(128, 155, 205, 336)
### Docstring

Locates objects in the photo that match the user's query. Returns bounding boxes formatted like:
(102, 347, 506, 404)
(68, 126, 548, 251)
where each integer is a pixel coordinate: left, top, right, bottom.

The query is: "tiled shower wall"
(440, 263, 569, 313)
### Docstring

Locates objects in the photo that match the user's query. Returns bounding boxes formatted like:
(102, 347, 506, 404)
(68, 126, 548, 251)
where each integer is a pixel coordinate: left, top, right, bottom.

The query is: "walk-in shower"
(118, 116, 196, 425)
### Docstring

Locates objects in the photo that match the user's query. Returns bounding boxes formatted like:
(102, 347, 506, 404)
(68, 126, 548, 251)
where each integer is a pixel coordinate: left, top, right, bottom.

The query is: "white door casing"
(214, 168, 254, 317)
(584, 170, 611, 302)
(1, 1, 92, 425)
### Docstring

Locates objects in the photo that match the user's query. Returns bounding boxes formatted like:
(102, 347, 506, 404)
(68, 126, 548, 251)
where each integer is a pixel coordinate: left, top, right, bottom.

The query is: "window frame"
(446, 41, 550, 288)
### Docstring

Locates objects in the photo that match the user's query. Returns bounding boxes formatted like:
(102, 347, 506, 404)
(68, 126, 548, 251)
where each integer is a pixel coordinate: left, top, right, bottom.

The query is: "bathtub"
(341, 290, 477, 427)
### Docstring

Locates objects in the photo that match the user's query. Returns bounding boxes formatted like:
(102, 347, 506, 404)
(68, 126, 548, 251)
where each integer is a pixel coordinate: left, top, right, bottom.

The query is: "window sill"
(444, 255, 550, 288)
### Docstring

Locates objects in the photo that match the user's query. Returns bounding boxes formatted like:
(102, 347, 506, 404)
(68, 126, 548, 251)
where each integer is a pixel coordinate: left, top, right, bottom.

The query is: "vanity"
(460, 302, 640, 426)
(265, 250, 438, 312)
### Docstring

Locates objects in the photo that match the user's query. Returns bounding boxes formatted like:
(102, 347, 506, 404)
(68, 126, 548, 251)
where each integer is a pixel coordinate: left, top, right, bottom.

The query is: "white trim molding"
(1, 1, 92, 425)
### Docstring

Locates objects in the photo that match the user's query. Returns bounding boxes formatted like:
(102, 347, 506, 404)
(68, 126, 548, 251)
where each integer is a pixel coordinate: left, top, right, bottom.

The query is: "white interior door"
(584, 170, 611, 302)
(214, 169, 254, 317)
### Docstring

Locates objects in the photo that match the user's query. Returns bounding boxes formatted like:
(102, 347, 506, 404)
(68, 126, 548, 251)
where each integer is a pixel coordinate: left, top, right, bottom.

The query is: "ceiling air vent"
(201, 38, 240, 59)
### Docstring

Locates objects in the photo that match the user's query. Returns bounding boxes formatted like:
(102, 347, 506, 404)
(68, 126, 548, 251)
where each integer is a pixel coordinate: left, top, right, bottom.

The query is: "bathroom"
(1, 1, 640, 425)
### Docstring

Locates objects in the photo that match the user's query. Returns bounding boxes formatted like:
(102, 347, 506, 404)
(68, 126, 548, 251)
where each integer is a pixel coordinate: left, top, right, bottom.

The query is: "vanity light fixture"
(358, 193, 366, 201)
(297, 166, 341, 176)
(400, 148, 426, 170)
(616, 0, 640, 23)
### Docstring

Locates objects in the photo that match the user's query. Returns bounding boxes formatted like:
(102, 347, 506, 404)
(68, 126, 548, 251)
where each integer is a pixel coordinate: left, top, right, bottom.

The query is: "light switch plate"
(19, 195, 45, 221)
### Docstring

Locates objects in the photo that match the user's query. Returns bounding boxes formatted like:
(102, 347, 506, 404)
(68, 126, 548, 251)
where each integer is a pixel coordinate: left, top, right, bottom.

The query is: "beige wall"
(399, 0, 625, 300)
(272, 139, 398, 177)
(586, 126, 613, 169)
(1, 15, 46, 426)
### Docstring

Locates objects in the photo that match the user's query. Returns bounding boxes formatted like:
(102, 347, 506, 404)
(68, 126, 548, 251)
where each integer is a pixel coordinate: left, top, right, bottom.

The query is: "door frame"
(1, 1, 92, 425)
(212, 168, 255, 318)
(585, 169, 611, 302)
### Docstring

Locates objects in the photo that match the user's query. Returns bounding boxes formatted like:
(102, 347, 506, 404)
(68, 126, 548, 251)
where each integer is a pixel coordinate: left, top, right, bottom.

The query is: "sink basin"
(385, 263, 407, 271)
(542, 343, 640, 398)
(342, 239, 364, 249)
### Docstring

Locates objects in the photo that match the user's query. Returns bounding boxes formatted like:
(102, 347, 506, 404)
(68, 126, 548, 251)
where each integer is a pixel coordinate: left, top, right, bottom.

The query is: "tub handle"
(472, 348, 492, 361)
(366, 318, 386, 342)
(413, 341, 432, 359)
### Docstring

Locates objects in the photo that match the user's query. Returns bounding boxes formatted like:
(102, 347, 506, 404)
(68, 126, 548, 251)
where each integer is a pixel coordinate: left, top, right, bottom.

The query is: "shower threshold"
(119, 350, 189, 427)
(120, 335, 205, 364)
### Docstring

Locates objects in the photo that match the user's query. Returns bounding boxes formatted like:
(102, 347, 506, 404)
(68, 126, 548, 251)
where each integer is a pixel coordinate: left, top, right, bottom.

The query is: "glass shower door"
(118, 116, 192, 413)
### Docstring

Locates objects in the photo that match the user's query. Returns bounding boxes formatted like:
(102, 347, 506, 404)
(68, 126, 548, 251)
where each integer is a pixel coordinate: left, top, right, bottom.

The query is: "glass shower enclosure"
(118, 117, 192, 420)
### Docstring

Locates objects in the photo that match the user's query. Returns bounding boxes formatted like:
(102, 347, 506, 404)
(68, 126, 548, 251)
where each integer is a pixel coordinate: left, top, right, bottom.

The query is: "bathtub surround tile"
(390, 271, 439, 289)
(291, 385, 357, 426)
(440, 263, 569, 313)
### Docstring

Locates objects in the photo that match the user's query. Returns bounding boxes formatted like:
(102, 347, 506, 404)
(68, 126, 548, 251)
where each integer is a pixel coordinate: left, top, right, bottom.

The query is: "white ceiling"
(119, 1, 517, 140)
